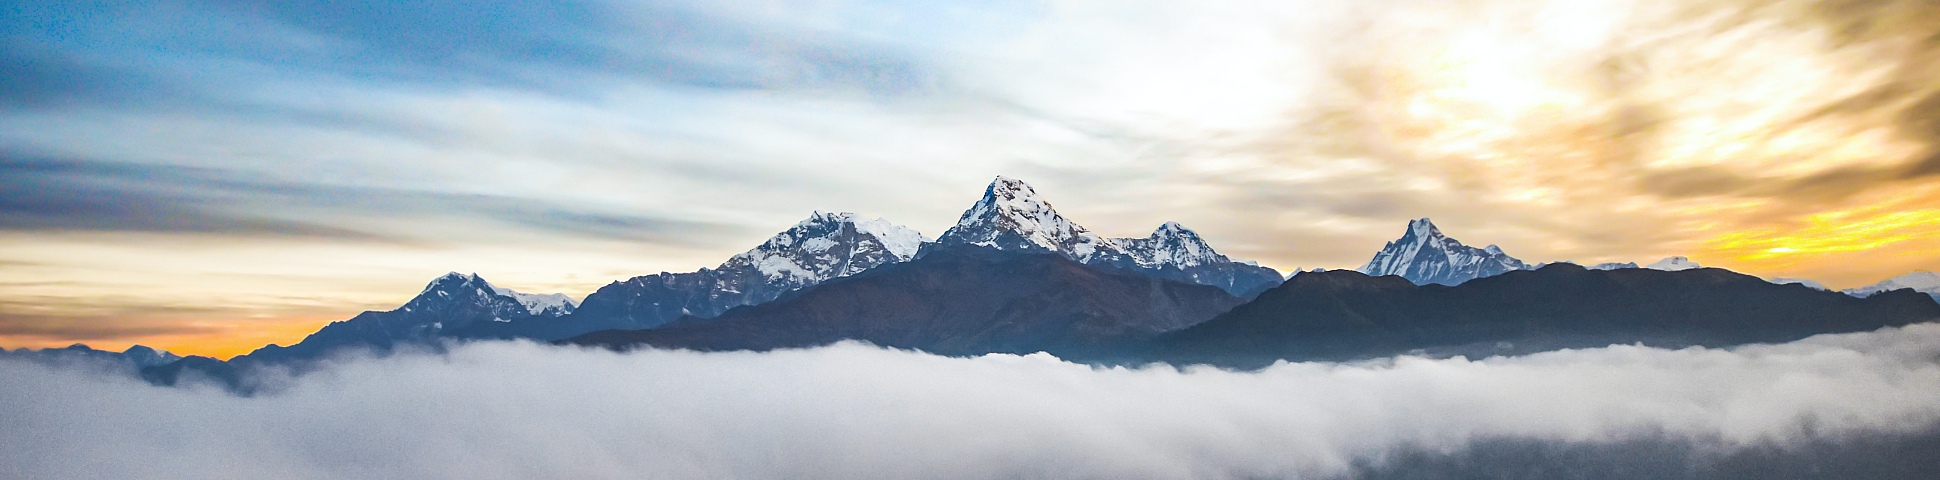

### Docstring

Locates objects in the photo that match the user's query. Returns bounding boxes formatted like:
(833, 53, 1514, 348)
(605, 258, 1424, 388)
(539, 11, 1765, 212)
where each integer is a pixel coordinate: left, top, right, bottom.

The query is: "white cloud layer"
(5, 324, 1940, 479)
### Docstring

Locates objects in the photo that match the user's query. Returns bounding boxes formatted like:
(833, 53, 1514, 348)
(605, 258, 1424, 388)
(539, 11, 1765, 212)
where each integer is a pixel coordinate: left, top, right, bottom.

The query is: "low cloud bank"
(6, 325, 1940, 479)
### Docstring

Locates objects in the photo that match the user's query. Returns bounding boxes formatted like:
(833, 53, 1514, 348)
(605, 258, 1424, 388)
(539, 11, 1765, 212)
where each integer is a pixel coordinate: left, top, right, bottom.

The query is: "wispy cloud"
(0, 153, 746, 245)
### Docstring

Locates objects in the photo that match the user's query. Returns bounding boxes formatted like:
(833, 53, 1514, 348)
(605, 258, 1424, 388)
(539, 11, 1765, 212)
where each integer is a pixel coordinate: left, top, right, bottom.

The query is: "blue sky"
(5, 0, 1939, 355)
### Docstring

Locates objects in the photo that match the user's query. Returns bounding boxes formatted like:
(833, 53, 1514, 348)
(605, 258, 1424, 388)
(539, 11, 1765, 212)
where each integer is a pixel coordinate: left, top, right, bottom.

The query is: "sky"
(8, 326, 1940, 478)
(3, 0, 1939, 357)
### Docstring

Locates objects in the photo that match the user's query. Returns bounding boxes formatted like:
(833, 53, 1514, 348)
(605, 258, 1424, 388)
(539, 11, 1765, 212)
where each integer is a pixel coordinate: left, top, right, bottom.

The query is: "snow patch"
(1845, 271, 1940, 298)
(1645, 256, 1701, 271)
(850, 216, 927, 261)
(1770, 278, 1830, 291)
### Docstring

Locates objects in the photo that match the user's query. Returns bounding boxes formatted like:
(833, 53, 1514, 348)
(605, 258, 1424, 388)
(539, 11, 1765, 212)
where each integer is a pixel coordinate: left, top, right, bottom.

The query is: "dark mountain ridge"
(566, 245, 1248, 358)
(1151, 263, 1940, 368)
(245, 272, 561, 363)
(1, 343, 182, 369)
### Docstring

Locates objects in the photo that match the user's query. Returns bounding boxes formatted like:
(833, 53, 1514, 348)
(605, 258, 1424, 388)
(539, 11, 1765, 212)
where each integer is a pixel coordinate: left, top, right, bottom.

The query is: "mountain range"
(461, 211, 930, 342)
(1, 344, 181, 369)
(121, 176, 1940, 388)
(935, 177, 1282, 296)
(200, 177, 1280, 368)
(568, 245, 1245, 358)
(246, 272, 574, 363)
(1845, 271, 1940, 302)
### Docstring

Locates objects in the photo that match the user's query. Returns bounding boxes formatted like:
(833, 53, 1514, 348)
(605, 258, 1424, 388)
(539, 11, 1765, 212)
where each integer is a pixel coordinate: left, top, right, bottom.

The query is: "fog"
(7, 325, 1940, 479)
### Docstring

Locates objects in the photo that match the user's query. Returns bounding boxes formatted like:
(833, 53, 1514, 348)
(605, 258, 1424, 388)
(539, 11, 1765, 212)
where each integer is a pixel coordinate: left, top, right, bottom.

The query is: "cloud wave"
(7, 324, 1940, 479)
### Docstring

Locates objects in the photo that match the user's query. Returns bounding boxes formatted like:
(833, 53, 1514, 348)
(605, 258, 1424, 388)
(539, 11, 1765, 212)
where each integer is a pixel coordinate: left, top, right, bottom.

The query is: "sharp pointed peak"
(422, 271, 493, 295)
(432, 271, 486, 282)
(954, 176, 1062, 224)
(1405, 217, 1443, 238)
(795, 210, 859, 226)
(989, 175, 1030, 186)
(941, 175, 1112, 256)
(1147, 221, 1207, 240)
(983, 176, 1041, 198)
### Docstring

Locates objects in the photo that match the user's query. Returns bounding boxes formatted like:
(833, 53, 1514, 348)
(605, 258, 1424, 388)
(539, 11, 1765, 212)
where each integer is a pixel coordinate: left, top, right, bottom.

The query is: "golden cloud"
(1221, 0, 1940, 287)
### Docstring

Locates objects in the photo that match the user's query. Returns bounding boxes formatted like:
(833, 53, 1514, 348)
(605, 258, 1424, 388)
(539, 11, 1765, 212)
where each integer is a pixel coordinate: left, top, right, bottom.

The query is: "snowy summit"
(719, 211, 928, 284)
(419, 272, 578, 317)
(1117, 222, 1233, 270)
(1845, 271, 1940, 299)
(1644, 256, 1702, 271)
(934, 176, 1281, 295)
(936, 176, 1125, 262)
(1358, 218, 1531, 285)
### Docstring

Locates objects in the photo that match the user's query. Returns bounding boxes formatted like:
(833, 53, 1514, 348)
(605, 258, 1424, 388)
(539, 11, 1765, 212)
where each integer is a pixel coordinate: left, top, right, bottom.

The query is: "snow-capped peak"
(1117, 221, 1230, 269)
(421, 272, 487, 296)
(937, 176, 1123, 262)
(1644, 256, 1701, 271)
(721, 211, 928, 283)
(1845, 271, 1940, 298)
(415, 272, 577, 316)
(929, 177, 1280, 295)
(1408, 217, 1443, 240)
(482, 283, 579, 317)
(847, 214, 927, 260)
(1358, 218, 1531, 285)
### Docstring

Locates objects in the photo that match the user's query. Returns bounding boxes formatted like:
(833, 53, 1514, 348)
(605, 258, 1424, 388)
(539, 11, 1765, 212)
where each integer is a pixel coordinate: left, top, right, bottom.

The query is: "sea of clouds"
(7, 324, 1940, 479)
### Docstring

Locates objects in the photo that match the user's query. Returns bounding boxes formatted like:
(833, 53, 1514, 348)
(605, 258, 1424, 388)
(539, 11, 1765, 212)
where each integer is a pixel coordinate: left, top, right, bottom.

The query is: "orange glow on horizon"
(1699, 191, 1940, 287)
(0, 316, 336, 360)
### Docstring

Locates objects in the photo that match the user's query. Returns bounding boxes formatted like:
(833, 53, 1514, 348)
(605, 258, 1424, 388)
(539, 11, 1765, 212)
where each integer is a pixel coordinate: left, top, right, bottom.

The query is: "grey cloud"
(1907, 151, 1940, 179)
(0, 154, 747, 246)
(1896, 90, 1940, 178)
(1783, 165, 1897, 201)
(6, 325, 1940, 478)
(1785, 0, 1940, 184)
(484, 207, 736, 245)
(1352, 432, 1940, 479)
(1638, 167, 1754, 199)
(0, 312, 223, 342)
(0, 157, 394, 241)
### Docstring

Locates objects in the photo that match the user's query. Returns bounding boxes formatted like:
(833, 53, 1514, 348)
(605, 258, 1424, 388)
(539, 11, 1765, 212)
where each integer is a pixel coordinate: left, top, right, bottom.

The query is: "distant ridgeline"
(125, 177, 1940, 391)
